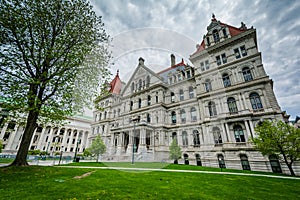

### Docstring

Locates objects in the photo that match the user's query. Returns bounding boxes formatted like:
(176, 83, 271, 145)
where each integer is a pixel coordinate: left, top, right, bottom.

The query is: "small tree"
(86, 135, 106, 162)
(83, 149, 92, 157)
(253, 120, 300, 176)
(169, 139, 181, 164)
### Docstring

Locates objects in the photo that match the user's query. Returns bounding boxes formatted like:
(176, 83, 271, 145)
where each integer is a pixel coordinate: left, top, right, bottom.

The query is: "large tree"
(86, 135, 106, 162)
(0, 0, 110, 166)
(253, 120, 300, 176)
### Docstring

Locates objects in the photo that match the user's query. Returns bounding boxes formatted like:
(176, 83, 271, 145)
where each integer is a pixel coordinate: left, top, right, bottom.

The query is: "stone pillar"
(225, 123, 231, 142)
(67, 129, 73, 152)
(36, 127, 47, 150)
(6, 125, 18, 150)
(221, 122, 229, 142)
(244, 120, 251, 141)
(139, 128, 147, 153)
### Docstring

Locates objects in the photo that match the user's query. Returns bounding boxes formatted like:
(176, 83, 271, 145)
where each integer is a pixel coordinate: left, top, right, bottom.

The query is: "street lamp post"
(59, 145, 64, 165)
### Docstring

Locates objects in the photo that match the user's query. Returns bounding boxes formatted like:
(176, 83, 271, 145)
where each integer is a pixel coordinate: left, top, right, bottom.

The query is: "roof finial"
(212, 13, 215, 19)
(117, 69, 119, 75)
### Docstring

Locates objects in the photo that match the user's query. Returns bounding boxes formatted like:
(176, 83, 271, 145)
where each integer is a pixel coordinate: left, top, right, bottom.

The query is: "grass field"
(0, 163, 299, 199)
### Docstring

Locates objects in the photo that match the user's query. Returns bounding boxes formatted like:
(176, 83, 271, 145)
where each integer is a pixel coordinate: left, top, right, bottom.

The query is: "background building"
(91, 16, 298, 175)
(0, 109, 91, 157)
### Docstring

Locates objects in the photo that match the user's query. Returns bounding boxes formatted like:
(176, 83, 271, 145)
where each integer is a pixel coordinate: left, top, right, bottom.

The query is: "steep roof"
(109, 70, 122, 94)
(157, 58, 187, 75)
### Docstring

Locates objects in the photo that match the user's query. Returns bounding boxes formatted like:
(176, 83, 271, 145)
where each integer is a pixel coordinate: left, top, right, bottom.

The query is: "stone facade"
(91, 16, 299, 175)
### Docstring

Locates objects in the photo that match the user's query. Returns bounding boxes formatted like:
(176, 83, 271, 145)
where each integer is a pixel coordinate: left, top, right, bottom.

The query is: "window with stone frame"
(221, 53, 227, 64)
(227, 97, 238, 113)
(208, 101, 217, 117)
(179, 89, 184, 101)
(193, 130, 200, 147)
(234, 48, 241, 59)
(138, 98, 142, 108)
(205, 60, 210, 70)
(242, 67, 253, 81)
(147, 95, 151, 106)
(171, 92, 175, 103)
(190, 107, 197, 121)
(180, 109, 186, 123)
(213, 127, 222, 144)
(240, 45, 247, 56)
(213, 29, 220, 42)
(222, 73, 231, 87)
(249, 92, 263, 110)
(204, 79, 212, 92)
(171, 111, 176, 124)
(147, 113, 151, 123)
(189, 86, 194, 98)
(216, 55, 221, 65)
(234, 125, 245, 142)
(240, 154, 251, 170)
(182, 131, 188, 147)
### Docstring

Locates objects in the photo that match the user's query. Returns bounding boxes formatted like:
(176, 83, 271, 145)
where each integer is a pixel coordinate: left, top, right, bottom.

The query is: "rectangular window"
(240, 45, 247, 56)
(187, 71, 191, 78)
(216, 56, 221, 65)
(200, 62, 205, 71)
(234, 48, 241, 59)
(205, 60, 210, 70)
(221, 53, 227, 64)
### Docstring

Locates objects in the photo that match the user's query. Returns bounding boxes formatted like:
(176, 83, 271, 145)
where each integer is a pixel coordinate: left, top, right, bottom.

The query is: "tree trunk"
(10, 110, 39, 166)
(281, 153, 295, 176)
(286, 163, 295, 176)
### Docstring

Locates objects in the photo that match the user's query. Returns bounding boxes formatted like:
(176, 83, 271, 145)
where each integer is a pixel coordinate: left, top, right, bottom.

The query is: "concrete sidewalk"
(58, 165, 300, 180)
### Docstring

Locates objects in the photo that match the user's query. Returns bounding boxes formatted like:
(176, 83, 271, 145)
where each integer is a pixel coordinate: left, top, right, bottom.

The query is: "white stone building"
(0, 112, 91, 157)
(91, 16, 299, 175)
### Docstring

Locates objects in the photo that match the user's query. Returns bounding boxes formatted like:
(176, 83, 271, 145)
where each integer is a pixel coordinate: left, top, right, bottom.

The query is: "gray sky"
(90, 0, 300, 120)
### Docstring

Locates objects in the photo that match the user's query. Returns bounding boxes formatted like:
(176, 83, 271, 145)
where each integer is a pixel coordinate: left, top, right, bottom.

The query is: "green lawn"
(0, 165, 299, 199)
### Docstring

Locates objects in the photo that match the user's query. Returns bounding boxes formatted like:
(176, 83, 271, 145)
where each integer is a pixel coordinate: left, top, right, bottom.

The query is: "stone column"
(244, 120, 251, 141)
(6, 125, 18, 150)
(139, 128, 147, 153)
(36, 127, 47, 150)
(67, 129, 73, 152)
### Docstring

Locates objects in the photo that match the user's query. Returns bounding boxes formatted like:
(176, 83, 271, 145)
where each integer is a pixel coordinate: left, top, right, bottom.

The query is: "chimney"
(139, 57, 144, 65)
(171, 54, 175, 66)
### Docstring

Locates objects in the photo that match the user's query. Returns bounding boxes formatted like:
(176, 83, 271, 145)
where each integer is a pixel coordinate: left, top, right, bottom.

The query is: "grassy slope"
(0, 165, 299, 200)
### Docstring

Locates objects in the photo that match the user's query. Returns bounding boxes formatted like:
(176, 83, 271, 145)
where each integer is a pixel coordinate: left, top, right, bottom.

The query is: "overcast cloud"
(90, 0, 300, 120)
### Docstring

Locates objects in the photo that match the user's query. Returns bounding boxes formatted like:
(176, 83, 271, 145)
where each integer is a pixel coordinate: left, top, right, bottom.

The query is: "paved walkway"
(58, 165, 300, 180)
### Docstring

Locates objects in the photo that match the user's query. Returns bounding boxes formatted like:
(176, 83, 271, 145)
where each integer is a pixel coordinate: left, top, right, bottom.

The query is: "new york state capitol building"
(91, 16, 299, 175)
(0, 16, 298, 174)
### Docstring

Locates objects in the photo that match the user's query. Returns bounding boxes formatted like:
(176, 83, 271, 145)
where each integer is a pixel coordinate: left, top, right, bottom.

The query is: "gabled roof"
(109, 70, 122, 94)
(192, 15, 249, 56)
(157, 58, 187, 75)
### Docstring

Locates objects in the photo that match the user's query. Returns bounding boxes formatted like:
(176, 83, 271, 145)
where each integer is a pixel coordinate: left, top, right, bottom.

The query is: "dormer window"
(213, 29, 220, 43)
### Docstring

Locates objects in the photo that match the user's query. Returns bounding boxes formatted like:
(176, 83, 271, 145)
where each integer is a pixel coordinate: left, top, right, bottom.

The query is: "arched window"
(171, 92, 175, 103)
(99, 113, 102, 120)
(222, 28, 227, 38)
(195, 154, 202, 166)
(147, 113, 151, 123)
(172, 132, 177, 142)
(104, 111, 107, 119)
(213, 127, 222, 144)
(182, 131, 188, 147)
(222, 73, 231, 87)
(227, 97, 238, 113)
(146, 76, 150, 87)
(147, 95, 151, 106)
(189, 86, 194, 98)
(204, 79, 212, 92)
(240, 154, 251, 170)
(208, 101, 217, 117)
(138, 98, 142, 108)
(171, 111, 176, 124)
(234, 125, 245, 142)
(206, 37, 210, 46)
(180, 109, 186, 123)
(213, 29, 220, 42)
(218, 154, 226, 168)
(191, 107, 197, 121)
(179, 89, 184, 101)
(242, 67, 253, 81)
(250, 93, 263, 110)
(193, 130, 200, 147)
(269, 155, 282, 173)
